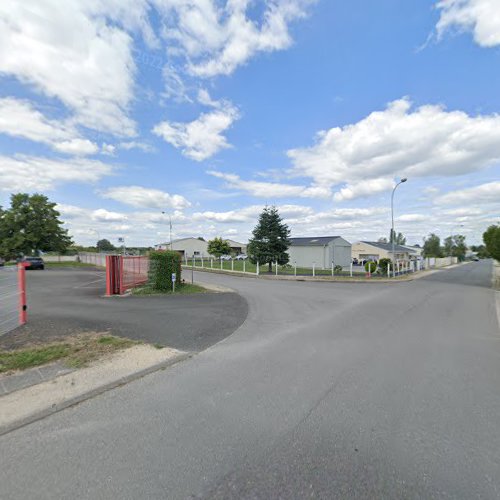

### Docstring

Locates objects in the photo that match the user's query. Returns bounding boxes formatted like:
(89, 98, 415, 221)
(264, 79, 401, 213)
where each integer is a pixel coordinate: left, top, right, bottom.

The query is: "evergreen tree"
(247, 206, 291, 272)
(0, 193, 72, 259)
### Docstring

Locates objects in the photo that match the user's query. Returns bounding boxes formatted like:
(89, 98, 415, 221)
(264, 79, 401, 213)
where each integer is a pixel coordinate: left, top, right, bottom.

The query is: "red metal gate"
(106, 255, 149, 295)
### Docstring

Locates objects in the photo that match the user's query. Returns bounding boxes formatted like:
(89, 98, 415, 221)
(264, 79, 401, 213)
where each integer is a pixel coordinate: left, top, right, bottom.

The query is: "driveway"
(1, 261, 499, 499)
(0, 268, 248, 352)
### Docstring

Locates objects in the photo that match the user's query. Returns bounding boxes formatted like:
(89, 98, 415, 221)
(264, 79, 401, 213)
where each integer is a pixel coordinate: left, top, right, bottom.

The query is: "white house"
(352, 241, 416, 262)
(287, 236, 352, 269)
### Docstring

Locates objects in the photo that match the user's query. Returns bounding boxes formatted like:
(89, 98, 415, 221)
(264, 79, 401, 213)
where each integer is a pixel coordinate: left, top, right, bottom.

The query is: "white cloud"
(288, 98, 500, 200)
(0, 155, 113, 192)
(91, 208, 128, 222)
(436, 0, 500, 47)
(102, 186, 191, 210)
(0, 97, 99, 155)
(156, 0, 314, 78)
(0, 1, 138, 136)
(435, 180, 500, 204)
(396, 213, 428, 222)
(118, 141, 155, 153)
(153, 100, 239, 161)
(208, 170, 331, 198)
(333, 178, 395, 201)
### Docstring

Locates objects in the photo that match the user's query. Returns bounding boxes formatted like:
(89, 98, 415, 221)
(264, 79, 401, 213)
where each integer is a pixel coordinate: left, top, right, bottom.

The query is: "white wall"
(329, 239, 352, 267)
(287, 246, 328, 268)
(171, 238, 209, 257)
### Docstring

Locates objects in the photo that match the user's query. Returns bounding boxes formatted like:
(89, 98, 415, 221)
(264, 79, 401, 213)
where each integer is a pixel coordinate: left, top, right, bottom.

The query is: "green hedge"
(148, 250, 181, 291)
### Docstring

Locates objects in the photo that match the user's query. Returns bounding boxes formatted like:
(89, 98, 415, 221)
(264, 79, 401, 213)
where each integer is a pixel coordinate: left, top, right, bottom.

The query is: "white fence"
(0, 266, 22, 336)
(41, 255, 78, 262)
(78, 252, 108, 267)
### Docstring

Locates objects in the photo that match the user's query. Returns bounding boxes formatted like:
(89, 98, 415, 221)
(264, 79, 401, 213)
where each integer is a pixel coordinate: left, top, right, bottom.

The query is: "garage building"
(287, 236, 352, 269)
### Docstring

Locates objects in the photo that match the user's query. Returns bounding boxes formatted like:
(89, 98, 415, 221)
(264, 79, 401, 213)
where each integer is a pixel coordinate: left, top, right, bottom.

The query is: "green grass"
(0, 334, 137, 373)
(132, 283, 208, 296)
(45, 261, 99, 268)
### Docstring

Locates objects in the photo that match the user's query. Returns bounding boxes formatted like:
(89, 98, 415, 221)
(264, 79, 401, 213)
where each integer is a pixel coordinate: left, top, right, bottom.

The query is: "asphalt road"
(1, 261, 499, 499)
(0, 268, 248, 352)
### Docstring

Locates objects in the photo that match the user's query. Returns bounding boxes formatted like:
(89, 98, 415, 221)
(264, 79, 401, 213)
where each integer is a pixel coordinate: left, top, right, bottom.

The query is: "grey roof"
(361, 241, 416, 253)
(290, 236, 341, 246)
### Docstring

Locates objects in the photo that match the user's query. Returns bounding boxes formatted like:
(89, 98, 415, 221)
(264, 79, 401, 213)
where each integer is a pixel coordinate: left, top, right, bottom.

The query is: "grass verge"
(45, 261, 102, 268)
(132, 283, 207, 296)
(0, 334, 137, 374)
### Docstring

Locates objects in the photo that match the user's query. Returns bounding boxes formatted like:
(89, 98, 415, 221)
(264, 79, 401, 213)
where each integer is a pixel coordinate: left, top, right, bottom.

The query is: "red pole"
(105, 255, 113, 296)
(119, 256, 124, 295)
(18, 263, 27, 324)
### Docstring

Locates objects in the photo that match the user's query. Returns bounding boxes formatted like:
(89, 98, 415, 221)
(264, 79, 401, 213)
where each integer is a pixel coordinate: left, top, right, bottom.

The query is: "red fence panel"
(106, 256, 149, 295)
(120, 256, 149, 294)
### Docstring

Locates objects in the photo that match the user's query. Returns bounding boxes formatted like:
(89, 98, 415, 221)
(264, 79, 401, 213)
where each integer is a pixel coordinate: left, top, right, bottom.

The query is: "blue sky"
(0, 0, 499, 246)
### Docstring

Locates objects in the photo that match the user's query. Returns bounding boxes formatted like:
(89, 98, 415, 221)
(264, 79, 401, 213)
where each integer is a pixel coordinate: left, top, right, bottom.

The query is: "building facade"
(155, 237, 247, 257)
(287, 236, 352, 269)
(351, 241, 416, 262)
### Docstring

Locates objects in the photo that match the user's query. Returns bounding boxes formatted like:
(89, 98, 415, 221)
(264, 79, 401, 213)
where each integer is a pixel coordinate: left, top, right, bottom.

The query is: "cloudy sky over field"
(0, 0, 499, 246)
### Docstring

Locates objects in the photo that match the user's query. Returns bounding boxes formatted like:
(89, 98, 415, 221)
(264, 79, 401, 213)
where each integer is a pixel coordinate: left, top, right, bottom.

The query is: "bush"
(148, 250, 181, 291)
(377, 258, 392, 274)
(334, 265, 343, 274)
(364, 261, 377, 274)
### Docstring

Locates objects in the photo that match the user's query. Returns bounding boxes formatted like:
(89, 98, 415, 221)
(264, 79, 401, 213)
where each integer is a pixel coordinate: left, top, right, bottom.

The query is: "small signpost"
(172, 273, 176, 293)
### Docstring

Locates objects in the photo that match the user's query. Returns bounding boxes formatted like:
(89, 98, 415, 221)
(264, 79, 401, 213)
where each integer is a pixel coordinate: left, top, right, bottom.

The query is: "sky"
(0, 0, 499, 247)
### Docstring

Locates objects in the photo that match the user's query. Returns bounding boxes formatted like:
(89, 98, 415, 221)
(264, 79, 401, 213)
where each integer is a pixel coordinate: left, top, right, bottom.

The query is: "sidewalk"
(0, 345, 190, 436)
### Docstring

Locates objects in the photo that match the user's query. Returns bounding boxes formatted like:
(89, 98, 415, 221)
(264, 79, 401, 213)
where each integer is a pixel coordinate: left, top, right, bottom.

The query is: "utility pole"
(391, 178, 407, 277)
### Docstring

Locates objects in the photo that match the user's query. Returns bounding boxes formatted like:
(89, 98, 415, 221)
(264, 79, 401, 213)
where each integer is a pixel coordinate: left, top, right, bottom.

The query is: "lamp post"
(391, 178, 407, 277)
(161, 211, 172, 250)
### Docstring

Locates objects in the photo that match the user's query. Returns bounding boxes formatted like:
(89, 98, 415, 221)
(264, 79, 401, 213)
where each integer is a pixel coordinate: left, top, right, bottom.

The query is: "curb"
(0, 351, 192, 437)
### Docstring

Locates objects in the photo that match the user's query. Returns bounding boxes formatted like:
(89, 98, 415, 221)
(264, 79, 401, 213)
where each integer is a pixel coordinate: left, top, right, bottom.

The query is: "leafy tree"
(390, 229, 406, 245)
(378, 237, 388, 243)
(377, 257, 392, 275)
(96, 239, 115, 252)
(0, 193, 72, 259)
(207, 237, 232, 257)
(197, 236, 205, 241)
(483, 225, 500, 261)
(470, 244, 489, 259)
(444, 234, 467, 261)
(247, 206, 291, 272)
(423, 233, 443, 258)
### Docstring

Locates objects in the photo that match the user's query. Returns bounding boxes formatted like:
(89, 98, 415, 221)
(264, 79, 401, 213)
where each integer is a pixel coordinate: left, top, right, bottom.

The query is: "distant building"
(287, 236, 352, 268)
(352, 241, 416, 262)
(154, 237, 247, 257)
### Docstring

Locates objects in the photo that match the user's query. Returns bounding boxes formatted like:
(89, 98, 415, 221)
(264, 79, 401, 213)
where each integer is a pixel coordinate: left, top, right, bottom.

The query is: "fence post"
(211, 258, 213, 269)
(388, 264, 391, 278)
(350, 263, 353, 277)
(192, 254, 194, 284)
(313, 262, 315, 277)
(275, 261, 278, 276)
(331, 261, 334, 277)
(201, 256, 204, 268)
(220, 257, 223, 270)
(17, 263, 27, 325)
(256, 262, 260, 276)
(294, 261, 297, 277)
(231, 259, 234, 272)
(243, 260, 246, 273)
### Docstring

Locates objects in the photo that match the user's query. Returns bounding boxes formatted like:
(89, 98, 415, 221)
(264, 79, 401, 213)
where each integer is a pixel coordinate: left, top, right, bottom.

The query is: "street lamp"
(161, 211, 172, 250)
(391, 178, 407, 276)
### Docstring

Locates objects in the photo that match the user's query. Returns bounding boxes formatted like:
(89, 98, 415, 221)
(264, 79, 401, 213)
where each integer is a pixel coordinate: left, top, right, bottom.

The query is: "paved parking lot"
(0, 268, 248, 352)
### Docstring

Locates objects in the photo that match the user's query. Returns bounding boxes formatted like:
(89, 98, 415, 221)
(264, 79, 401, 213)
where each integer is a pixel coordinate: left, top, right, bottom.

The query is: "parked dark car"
(22, 256, 45, 270)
